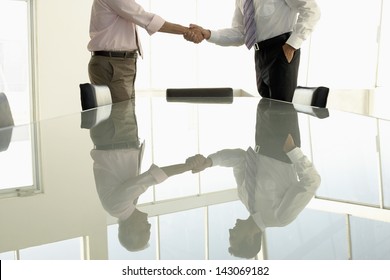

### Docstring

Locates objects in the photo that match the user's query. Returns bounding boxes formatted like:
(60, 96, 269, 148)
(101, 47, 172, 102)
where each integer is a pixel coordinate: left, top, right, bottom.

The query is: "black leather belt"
(92, 51, 138, 59)
(254, 32, 292, 51)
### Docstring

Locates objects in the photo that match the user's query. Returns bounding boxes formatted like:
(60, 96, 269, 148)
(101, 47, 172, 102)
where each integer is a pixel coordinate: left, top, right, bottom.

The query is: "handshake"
(183, 24, 211, 44)
(185, 154, 213, 173)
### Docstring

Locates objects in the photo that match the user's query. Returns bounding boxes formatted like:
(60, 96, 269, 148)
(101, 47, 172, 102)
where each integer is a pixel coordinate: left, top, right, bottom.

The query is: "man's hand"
(183, 27, 204, 43)
(183, 24, 211, 43)
(282, 44, 296, 63)
(185, 154, 212, 173)
(189, 24, 211, 40)
(283, 134, 296, 153)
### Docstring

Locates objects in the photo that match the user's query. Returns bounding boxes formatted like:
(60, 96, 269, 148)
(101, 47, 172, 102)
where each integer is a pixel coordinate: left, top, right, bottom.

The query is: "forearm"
(159, 21, 190, 35)
(161, 164, 192, 177)
(207, 149, 246, 167)
(208, 28, 245, 46)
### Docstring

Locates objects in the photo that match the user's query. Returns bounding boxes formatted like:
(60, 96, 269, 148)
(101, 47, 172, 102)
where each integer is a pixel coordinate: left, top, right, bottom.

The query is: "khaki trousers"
(88, 55, 137, 103)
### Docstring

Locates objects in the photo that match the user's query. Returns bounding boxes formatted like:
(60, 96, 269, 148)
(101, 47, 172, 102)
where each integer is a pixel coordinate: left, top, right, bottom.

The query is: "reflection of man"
(187, 99, 321, 258)
(86, 100, 204, 251)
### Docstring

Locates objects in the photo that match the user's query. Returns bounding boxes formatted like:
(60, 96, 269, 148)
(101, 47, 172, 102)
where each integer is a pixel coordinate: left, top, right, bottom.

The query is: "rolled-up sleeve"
(149, 164, 169, 183)
(107, 0, 165, 35)
(285, 0, 321, 49)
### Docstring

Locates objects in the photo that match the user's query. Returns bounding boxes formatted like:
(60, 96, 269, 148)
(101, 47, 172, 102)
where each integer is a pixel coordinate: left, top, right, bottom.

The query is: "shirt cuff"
(146, 15, 165, 35)
(207, 153, 219, 166)
(286, 32, 304, 50)
(149, 164, 169, 183)
(286, 147, 304, 162)
(207, 30, 219, 44)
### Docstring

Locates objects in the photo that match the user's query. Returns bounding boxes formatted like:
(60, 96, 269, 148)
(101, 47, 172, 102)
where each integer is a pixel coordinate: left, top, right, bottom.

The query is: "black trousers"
(255, 98, 301, 164)
(254, 33, 300, 102)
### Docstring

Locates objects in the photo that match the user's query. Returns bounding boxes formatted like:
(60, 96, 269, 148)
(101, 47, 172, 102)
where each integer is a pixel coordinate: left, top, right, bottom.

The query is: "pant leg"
(255, 98, 301, 163)
(88, 56, 137, 103)
(255, 45, 300, 102)
(255, 51, 271, 99)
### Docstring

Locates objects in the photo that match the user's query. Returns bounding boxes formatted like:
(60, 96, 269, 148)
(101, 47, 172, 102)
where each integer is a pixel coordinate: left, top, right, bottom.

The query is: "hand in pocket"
(282, 44, 296, 63)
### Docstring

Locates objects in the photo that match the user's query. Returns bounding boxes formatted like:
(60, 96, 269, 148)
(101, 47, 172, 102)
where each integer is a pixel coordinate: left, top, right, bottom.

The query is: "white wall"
(35, 0, 93, 120)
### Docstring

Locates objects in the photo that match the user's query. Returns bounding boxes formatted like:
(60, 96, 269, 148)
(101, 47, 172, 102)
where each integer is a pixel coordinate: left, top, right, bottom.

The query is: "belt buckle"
(254, 43, 260, 51)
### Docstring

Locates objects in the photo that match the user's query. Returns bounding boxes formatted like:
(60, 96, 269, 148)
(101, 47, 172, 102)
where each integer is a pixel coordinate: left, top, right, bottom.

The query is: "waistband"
(92, 50, 138, 59)
(254, 32, 292, 51)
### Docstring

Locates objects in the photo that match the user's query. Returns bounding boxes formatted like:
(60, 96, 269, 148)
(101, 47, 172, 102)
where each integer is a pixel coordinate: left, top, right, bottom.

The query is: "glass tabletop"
(1, 96, 390, 260)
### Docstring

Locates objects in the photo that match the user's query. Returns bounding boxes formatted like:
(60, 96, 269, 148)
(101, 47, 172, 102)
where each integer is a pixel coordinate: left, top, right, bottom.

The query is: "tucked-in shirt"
(91, 148, 168, 221)
(208, 146, 321, 231)
(208, 0, 321, 50)
(87, 0, 165, 52)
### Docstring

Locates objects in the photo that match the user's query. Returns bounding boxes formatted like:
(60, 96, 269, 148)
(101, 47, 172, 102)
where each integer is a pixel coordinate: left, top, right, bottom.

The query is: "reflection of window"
(350, 216, 390, 260)
(19, 237, 82, 260)
(208, 201, 249, 260)
(0, 0, 33, 125)
(0, 125, 38, 197)
(159, 208, 205, 260)
(311, 114, 380, 206)
(0, 251, 15, 260)
(266, 209, 349, 260)
(379, 120, 390, 208)
(0, 237, 82, 260)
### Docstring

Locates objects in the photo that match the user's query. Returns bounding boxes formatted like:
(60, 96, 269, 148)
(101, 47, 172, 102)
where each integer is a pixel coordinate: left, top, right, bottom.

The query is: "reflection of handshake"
(185, 154, 213, 173)
(183, 24, 211, 44)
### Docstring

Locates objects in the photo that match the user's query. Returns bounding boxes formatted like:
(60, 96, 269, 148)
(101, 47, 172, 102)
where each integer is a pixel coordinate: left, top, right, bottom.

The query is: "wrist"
(204, 30, 211, 40)
(283, 145, 296, 153)
(284, 43, 296, 51)
(206, 157, 213, 167)
(183, 27, 191, 35)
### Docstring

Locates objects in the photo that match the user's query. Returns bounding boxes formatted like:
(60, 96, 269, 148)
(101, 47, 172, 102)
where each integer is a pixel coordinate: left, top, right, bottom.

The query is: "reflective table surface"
(1, 96, 390, 260)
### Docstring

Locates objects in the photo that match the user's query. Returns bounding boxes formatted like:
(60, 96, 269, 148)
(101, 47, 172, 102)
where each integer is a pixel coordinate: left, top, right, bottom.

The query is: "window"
(307, 0, 382, 89)
(0, 0, 38, 198)
(0, 0, 34, 125)
(377, 0, 390, 87)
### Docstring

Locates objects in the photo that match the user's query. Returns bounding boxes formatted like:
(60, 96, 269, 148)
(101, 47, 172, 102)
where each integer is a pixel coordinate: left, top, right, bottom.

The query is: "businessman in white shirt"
(186, 0, 321, 102)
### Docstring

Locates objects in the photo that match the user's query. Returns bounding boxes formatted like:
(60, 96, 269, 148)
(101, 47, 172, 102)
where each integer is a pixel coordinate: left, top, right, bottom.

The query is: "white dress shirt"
(87, 0, 165, 52)
(208, 146, 321, 231)
(91, 149, 168, 221)
(208, 0, 321, 50)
